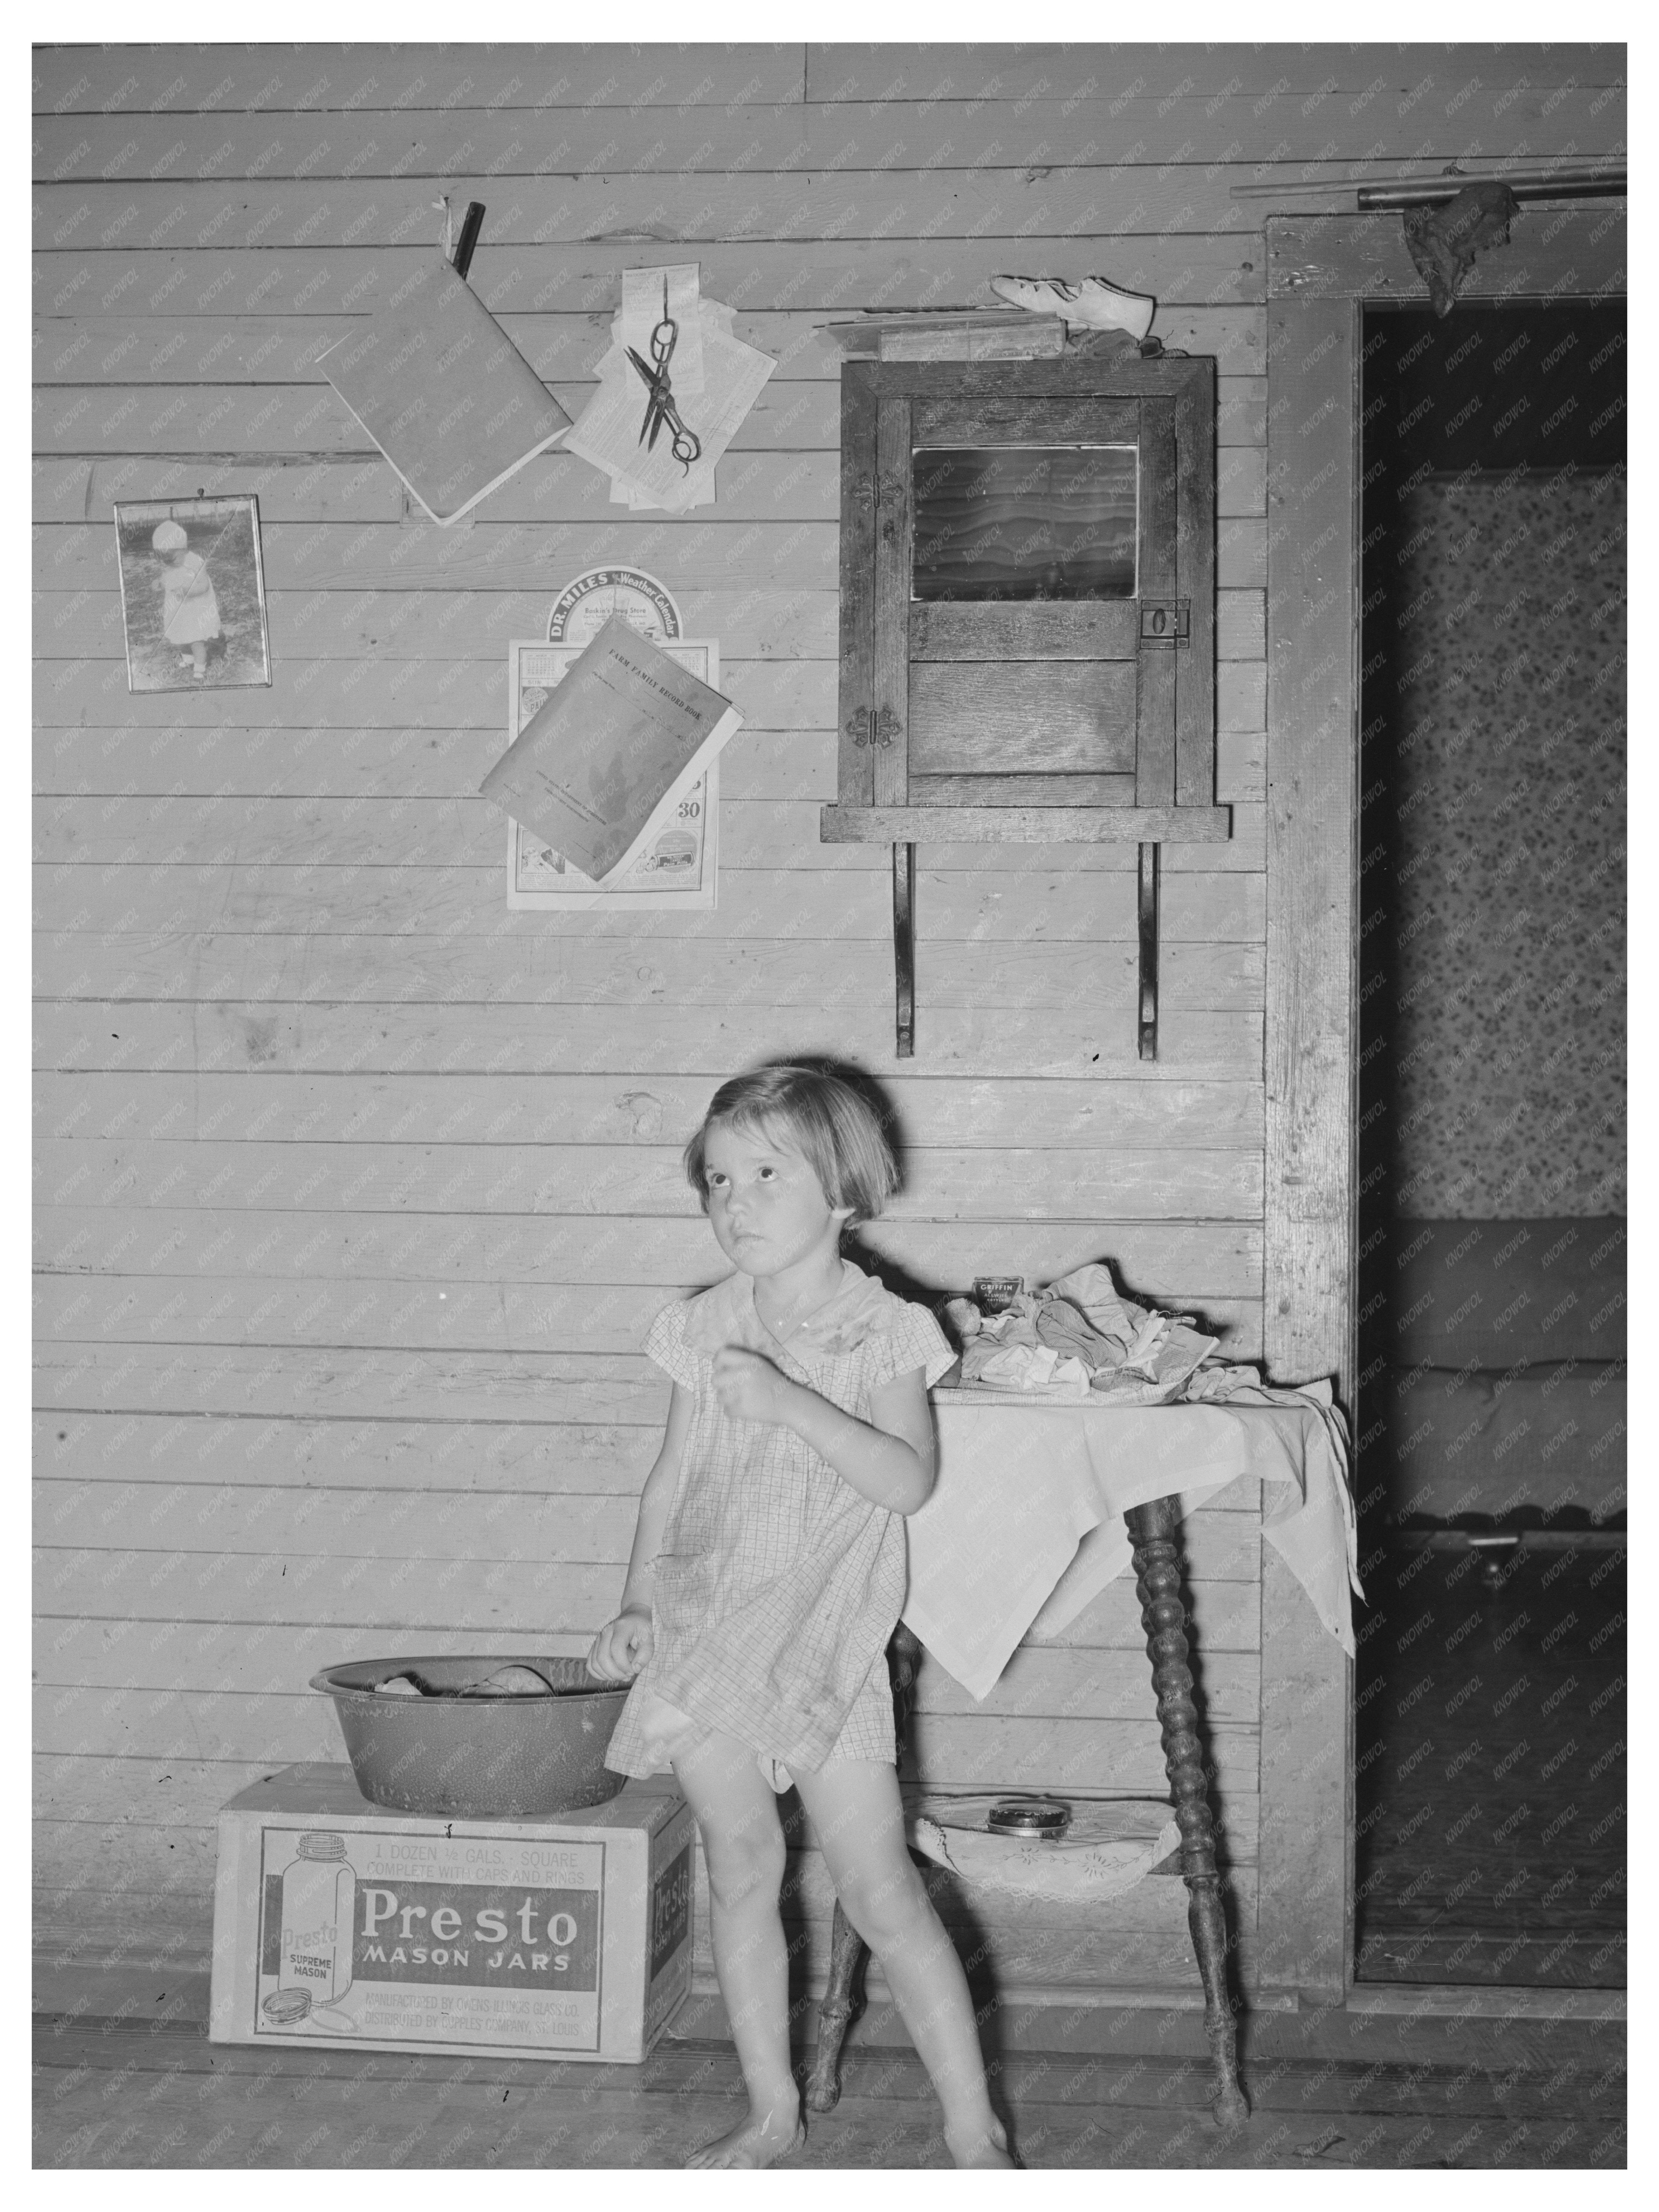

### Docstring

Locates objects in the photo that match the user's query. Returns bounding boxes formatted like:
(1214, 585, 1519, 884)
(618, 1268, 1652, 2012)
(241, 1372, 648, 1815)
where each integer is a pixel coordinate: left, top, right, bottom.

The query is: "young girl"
(589, 1063, 1012, 2170)
(151, 517, 221, 679)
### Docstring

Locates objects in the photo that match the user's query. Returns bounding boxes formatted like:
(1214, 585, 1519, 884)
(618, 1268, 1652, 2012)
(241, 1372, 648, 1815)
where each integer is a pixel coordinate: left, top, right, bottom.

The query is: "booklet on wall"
(318, 256, 571, 526)
(504, 638, 722, 911)
(479, 615, 743, 887)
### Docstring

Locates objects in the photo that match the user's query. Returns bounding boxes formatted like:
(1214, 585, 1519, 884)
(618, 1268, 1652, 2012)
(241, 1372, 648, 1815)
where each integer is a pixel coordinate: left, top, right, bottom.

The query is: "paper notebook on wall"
(318, 257, 571, 525)
(479, 615, 743, 886)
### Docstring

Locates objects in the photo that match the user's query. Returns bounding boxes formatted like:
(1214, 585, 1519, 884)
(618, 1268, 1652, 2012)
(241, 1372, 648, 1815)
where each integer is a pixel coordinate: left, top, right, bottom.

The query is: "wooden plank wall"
(33, 42, 1622, 2012)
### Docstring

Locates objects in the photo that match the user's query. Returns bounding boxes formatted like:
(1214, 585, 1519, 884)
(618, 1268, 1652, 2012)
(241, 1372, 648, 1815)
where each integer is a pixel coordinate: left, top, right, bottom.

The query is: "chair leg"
(805, 1626, 921, 2112)
(1126, 1494, 1251, 2128)
(805, 1897, 866, 2112)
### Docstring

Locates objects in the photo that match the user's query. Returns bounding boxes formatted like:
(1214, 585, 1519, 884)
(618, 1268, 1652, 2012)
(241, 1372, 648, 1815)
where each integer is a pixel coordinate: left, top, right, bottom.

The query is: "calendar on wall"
(504, 566, 721, 912)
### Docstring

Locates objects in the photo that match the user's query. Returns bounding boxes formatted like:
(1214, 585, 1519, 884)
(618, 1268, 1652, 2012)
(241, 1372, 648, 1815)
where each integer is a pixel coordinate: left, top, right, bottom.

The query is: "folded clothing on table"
(951, 1261, 1219, 1403)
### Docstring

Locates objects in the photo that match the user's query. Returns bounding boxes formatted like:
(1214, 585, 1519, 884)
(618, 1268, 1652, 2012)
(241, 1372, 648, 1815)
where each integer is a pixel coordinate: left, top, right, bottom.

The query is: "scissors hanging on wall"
(626, 277, 703, 474)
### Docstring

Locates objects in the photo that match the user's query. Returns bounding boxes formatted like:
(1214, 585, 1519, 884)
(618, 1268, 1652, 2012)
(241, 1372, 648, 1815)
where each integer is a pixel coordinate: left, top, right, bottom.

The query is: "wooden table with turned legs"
(804, 1494, 1250, 2128)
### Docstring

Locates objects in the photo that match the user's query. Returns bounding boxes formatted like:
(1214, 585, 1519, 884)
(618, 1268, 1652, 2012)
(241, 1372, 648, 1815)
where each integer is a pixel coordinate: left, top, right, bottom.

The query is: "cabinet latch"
(844, 708, 872, 748)
(1139, 600, 1190, 647)
(874, 705, 902, 747)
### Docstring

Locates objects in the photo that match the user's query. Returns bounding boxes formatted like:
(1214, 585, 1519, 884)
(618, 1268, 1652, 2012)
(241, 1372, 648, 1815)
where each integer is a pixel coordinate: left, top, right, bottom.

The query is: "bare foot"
(946, 2116, 1015, 2168)
(687, 2100, 805, 2170)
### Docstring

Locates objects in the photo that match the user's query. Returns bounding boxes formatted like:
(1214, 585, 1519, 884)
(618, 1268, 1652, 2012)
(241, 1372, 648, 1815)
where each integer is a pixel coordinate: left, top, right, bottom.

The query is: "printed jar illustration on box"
(216, 1766, 694, 2061)
(263, 1830, 357, 2031)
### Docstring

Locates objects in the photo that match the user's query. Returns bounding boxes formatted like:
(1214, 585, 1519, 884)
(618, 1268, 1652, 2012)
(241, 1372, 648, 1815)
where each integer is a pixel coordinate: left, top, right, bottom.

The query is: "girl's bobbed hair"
(684, 1062, 900, 1228)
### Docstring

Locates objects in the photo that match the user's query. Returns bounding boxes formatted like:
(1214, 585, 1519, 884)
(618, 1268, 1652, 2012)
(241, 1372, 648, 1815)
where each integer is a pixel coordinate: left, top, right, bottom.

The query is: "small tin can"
(987, 1795, 1071, 1839)
(972, 1276, 1025, 1315)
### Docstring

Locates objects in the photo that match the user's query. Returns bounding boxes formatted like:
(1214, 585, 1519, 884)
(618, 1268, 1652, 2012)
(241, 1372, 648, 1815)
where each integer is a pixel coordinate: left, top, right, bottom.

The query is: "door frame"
(1257, 202, 1626, 2000)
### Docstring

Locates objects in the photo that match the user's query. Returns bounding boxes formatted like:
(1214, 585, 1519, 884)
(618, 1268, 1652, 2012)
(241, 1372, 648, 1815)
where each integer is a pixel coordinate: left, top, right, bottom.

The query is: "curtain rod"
(1229, 167, 1625, 206)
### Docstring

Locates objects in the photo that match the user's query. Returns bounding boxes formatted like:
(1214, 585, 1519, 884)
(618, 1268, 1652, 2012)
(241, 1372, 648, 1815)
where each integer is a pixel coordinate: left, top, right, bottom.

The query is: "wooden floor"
(34, 1987, 1625, 2169)
(35, 1536, 1629, 2167)
(1354, 1543, 1626, 1986)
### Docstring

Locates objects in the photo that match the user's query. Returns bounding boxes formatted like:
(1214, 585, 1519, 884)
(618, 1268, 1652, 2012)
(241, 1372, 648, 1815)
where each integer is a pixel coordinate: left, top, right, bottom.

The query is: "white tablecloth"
(904, 1387, 1360, 1698)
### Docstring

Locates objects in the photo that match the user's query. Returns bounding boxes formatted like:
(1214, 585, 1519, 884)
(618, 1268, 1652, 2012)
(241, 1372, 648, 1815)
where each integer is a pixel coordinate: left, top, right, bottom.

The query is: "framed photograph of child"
(112, 495, 272, 692)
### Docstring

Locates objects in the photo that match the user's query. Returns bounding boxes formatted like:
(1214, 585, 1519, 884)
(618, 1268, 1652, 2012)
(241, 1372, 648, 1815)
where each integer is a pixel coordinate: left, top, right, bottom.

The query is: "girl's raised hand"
(711, 1345, 798, 1427)
(588, 1608, 654, 1682)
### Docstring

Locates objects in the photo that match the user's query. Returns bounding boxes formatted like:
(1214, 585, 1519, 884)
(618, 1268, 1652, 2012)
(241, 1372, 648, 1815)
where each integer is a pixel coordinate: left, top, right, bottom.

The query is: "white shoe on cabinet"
(990, 274, 1156, 340)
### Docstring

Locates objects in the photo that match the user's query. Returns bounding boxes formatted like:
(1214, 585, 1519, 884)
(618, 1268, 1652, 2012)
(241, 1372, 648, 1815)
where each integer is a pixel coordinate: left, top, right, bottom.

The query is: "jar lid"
(262, 1988, 313, 2023)
(987, 1796, 1071, 1837)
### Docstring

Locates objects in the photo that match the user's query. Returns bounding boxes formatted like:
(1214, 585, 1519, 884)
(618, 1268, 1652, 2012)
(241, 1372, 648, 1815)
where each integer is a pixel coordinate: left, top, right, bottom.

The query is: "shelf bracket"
(1138, 842, 1160, 1061)
(893, 841, 916, 1059)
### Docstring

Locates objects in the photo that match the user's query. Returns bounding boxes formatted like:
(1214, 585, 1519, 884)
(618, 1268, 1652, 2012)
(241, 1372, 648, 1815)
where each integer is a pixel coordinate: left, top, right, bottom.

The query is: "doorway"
(1350, 301, 1626, 1984)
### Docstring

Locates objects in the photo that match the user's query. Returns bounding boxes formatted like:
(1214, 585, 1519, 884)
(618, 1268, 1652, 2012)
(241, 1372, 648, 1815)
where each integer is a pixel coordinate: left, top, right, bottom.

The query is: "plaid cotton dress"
(605, 1261, 956, 1790)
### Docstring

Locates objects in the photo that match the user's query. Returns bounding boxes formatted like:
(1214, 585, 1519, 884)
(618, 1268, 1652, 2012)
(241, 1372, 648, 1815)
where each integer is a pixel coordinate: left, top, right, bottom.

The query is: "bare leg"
(190, 641, 207, 678)
(671, 1729, 805, 2170)
(796, 1760, 1012, 2168)
(808, 1627, 924, 2112)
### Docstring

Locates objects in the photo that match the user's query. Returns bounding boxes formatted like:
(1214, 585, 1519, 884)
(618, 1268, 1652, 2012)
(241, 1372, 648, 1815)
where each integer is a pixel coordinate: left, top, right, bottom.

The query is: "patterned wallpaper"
(1386, 469, 1626, 1218)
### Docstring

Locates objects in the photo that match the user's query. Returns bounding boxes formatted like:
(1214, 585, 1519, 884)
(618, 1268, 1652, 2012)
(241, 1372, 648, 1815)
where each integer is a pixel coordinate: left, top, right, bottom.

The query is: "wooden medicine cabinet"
(822, 353, 1229, 1057)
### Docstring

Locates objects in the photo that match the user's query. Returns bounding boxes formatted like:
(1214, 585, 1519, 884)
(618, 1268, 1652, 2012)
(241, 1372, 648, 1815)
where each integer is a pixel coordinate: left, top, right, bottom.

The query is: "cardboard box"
(210, 1763, 693, 2063)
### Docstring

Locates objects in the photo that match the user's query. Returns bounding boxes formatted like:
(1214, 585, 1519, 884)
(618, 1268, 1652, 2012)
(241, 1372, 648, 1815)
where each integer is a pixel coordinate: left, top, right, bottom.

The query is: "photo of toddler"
(113, 495, 271, 692)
